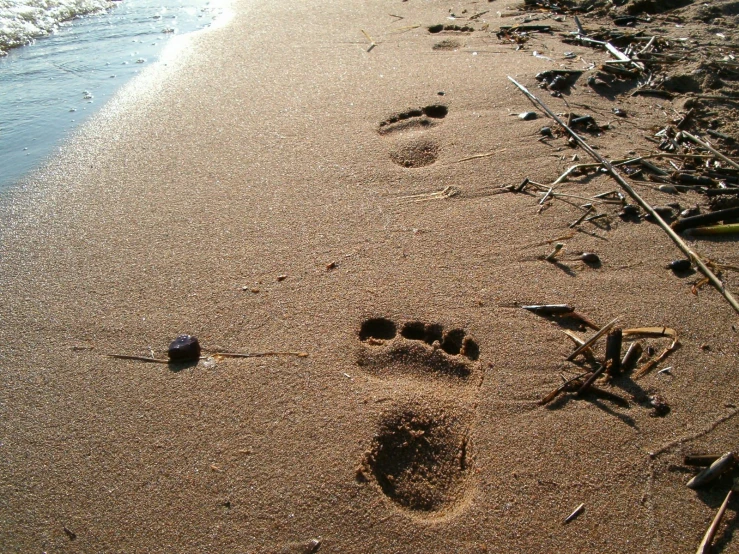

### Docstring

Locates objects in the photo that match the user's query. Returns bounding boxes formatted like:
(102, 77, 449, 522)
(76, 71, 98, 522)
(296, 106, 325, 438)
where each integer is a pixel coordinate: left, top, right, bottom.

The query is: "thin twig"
(214, 351, 309, 358)
(567, 317, 621, 361)
(696, 480, 738, 554)
(682, 131, 739, 171)
(451, 151, 502, 163)
(106, 354, 170, 363)
(508, 77, 739, 316)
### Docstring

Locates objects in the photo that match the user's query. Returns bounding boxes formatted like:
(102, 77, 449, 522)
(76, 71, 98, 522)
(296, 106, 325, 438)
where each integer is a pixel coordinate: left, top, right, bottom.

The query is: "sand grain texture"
(1, 0, 738, 552)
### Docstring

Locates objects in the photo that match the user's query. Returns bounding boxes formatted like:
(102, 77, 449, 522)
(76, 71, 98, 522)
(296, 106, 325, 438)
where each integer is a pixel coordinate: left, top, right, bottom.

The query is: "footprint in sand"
(378, 105, 448, 168)
(427, 24, 474, 34)
(355, 317, 483, 518)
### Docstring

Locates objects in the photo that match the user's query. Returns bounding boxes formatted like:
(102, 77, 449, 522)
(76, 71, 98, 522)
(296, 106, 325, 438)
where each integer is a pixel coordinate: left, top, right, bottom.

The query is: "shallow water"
(0, 0, 225, 191)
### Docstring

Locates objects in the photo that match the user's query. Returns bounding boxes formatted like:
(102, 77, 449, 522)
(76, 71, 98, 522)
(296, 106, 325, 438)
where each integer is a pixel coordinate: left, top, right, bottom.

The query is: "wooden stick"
(684, 454, 721, 466)
(562, 329, 600, 361)
(621, 341, 643, 371)
(507, 77, 739, 316)
(539, 370, 593, 405)
(569, 205, 594, 228)
(573, 16, 585, 35)
(633, 340, 678, 379)
(683, 131, 739, 171)
(214, 351, 309, 358)
(640, 36, 656, 53)
(672, 206, 739, 233)
(576, 364, 606, 395)
(452, 151, 501, 164)
(605, 328, 623, 374)
(686, 223, 739, 237)
(687, 452, 736, 489)
(564, 503, 585, 524)
(567, 317, 621, 361)
(106, 354, 169, 364)
(695, 479, 738, 554)
(107, 351, 309, 363)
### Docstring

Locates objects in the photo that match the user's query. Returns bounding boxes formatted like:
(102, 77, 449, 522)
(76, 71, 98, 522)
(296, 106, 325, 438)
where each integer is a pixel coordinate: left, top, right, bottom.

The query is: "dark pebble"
(540, 126, 552, 137)
(645, 206, 674, 221)
(668, 259, 691, 272)
(548, 75, 567, 91)
(619, 204, 640, 218)
(168, 334, 201, 362)
(519, 112, 537, 121)
(581, 252, 600, 264)
(649, 394, 670, 417)
(613, 107, 627, 117)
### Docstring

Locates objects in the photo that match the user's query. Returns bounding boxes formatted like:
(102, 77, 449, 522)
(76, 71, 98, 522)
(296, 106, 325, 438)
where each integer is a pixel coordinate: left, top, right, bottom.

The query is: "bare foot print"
(356, 317, 483, 518)
(378, 105, 448, 135)
(433, 38, 463, 50)
(389, 139, 439, 168)
(427, 24, 474, 34)
(378, 106, 447, 168)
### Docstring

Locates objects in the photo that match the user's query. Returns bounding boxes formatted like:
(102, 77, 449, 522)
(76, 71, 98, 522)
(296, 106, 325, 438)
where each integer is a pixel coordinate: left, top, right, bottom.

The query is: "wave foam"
(0, 0, 112, 54)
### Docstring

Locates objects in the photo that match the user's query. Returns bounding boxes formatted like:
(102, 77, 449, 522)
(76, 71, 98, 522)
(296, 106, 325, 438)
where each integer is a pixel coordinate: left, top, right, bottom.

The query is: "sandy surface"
(1, 0, 738, 552)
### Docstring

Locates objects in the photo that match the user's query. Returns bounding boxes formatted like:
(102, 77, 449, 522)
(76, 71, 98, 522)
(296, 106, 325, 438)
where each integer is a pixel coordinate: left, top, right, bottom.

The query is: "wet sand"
(1, 0, 738, 552)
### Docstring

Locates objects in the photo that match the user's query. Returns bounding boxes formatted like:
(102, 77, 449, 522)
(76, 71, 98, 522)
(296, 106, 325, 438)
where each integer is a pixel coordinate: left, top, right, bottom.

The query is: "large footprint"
(355, 317, 483, 518)
(378, 105, 448, 168)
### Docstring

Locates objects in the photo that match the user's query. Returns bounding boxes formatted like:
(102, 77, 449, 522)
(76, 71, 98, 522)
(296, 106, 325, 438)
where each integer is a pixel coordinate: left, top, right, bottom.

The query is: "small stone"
(680, 206, 700, 218)
(168, 334, 201, 362)
(548, 75, 567, 91)
(667, 259, 691, 272)
(581, 252, 600, 264)
(620, 204, 640, 218)
(649, 394, 670, 417)
(540, 126, 552, 137)
(326, 261, 337, 270)
(519, 111, 538, 121)
(277, 275, 287, 281)
(645, 206, 674, 221)
(658, 184, 678, 194)
(588, 76, 606, 87)
(700, 343, 711, 351)
(613, 107, 627, 117)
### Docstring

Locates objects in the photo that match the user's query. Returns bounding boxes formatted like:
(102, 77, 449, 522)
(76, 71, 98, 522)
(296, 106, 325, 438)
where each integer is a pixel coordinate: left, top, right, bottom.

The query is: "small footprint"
(356, 317, 483, 518)
(427, 24, 474, 34)
(378, 105, 448, 168)
(433, 38, 462, 51)
(378, 105, 448, 135)
(357, 318, 480, 379)
(389, 138, 439, 168)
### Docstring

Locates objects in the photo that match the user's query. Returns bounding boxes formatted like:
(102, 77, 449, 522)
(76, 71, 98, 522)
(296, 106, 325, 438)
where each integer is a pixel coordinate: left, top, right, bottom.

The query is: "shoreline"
(1, 0, 738, 552)
(0, 0, 232, 192)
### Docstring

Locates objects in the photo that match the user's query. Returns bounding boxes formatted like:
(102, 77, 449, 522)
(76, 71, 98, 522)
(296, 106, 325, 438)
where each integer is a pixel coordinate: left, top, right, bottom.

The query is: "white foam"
(0, 0, 112, 53)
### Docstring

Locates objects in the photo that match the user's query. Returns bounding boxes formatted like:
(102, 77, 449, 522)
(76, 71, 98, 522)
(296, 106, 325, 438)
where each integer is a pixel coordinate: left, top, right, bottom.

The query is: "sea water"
(0, 0, 227, 190)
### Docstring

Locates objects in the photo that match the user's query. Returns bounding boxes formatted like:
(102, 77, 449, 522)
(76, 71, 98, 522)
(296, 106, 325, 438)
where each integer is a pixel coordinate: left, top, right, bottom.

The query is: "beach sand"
(1, 0, 738, 552)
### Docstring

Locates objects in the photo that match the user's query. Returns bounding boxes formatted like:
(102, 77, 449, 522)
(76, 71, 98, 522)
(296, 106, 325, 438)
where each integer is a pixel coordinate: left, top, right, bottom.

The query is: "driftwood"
(687, 452, 736, 489)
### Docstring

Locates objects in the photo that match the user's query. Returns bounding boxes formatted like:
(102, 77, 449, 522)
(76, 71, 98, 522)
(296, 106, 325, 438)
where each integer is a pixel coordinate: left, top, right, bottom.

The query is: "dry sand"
(1, 0, 738, 552)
